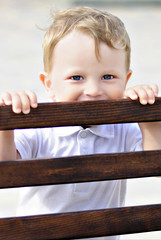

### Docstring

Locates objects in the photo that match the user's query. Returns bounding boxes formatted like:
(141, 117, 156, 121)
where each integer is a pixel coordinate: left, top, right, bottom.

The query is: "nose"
(84, 80, 103, 98)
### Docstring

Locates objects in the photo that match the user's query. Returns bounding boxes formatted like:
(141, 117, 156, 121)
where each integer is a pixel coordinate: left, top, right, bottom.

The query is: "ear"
(39, 72, 49, 88)
(125, 69, 132, 86)
(39, 72, 55, 99)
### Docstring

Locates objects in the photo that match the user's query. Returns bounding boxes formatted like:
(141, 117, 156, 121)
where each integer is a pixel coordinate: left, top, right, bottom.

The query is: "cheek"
(113, 91, 124, 99)
(54, 84, 82, 102)
(106, 84, 126, 99)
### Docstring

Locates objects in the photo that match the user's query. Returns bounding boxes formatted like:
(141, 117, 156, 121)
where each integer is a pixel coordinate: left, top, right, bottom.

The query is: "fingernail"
(141, 99, 147, 105)
(23, 109, 30, 114)
(14, 108, 21, 114)
(131, 94, 137, 100)
(149, 99, 155, 104)
(32, 103, 38, 108)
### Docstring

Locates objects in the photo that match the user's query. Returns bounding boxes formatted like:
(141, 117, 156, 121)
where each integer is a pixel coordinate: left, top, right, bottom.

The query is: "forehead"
(52, 30, 126, 67)
(53, 30, 94, 55)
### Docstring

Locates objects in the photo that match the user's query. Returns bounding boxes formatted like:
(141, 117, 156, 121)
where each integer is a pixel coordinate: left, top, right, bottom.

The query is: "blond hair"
(42, 7, 131, 73)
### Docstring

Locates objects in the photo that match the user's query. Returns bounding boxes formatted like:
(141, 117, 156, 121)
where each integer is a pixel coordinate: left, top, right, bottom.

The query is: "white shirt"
(15, 124, 142, 240)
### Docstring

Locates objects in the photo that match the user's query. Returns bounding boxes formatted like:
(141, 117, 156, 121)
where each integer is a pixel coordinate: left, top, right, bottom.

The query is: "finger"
(126, 86, 154, 105)
(0, 92, 13, 105)
(124, 88, 139, 100)
(25, 90, 38, 108)
(11, 92, 22, 114)
(18, 91, 32, 114)
(134, 88, 149, 105)
(0, 98, 4, 105)
(143, 86, 156, 104)
(150, 83, 159, 97)
(138, 85, 157, 105)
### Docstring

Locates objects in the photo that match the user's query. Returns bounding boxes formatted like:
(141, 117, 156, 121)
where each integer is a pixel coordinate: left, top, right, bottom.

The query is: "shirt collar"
(89, 124, 114, 138)
(53, 124, 114, 139)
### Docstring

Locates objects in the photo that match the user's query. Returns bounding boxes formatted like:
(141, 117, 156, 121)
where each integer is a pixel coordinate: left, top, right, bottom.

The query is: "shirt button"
(80, 130, 87, 138)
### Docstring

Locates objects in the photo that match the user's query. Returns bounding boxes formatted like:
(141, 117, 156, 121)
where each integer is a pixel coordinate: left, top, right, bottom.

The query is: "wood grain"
(0, 204, 161, 239)
(0, 99, 161, 239)
(0, 150, 161, 188)
(0, 98, 161, 130)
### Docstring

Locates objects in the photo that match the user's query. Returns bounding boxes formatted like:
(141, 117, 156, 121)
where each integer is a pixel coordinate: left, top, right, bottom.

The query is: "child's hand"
(124, 84, 159, 105)
(0, 90, 38, 114)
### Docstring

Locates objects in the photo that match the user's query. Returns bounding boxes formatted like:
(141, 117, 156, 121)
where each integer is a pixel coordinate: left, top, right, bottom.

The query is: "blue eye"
(102, 75, 114, 80)
(71, 75, 83, 81)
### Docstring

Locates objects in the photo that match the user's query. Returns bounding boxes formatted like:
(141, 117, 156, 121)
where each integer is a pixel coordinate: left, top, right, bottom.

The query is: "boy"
(0, 7, 160, 240)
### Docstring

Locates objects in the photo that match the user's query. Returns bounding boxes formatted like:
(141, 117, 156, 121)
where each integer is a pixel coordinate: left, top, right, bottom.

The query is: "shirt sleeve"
(125, 123, 143, 152)
(14, 129, 39, 159)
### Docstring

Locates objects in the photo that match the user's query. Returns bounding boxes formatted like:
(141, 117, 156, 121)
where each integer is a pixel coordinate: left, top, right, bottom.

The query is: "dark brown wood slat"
(0, 204, 161, 240)
(0, 98, 161, 130)
(1, 150, 161, 189)
(0, 99, 160, 240)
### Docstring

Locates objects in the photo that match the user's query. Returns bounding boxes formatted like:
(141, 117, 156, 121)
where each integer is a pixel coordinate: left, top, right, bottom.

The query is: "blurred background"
(0, 0, 161, 239)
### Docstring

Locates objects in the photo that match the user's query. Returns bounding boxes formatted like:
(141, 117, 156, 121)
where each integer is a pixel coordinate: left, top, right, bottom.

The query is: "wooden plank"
(0, 150, 161, 189)
(0, 98, 161, 130)
(0, 204, 161, 239)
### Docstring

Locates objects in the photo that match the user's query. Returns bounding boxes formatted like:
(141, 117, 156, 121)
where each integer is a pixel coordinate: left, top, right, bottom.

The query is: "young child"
(0, 7, 160, 240)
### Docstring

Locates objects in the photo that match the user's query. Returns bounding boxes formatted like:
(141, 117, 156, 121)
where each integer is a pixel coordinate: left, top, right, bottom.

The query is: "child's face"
(40, 30, 132, 102)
